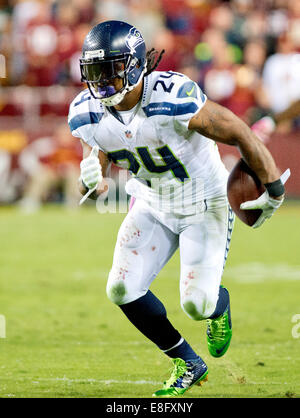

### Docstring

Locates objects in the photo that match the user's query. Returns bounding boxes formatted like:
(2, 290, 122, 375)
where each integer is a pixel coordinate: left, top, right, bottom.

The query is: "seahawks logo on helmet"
(125, 27, 144, 55)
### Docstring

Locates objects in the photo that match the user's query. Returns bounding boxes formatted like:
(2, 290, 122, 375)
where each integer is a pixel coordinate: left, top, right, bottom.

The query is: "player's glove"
(80, 145, 102, 189)
(240, 191, 284, 229)
(240, 169, 290, 229)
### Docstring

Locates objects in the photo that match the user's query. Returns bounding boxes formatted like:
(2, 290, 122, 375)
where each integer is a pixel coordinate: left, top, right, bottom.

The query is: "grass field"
(0, 202, 299, 398)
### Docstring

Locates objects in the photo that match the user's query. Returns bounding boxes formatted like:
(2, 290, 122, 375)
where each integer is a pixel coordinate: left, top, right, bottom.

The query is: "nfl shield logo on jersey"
(125, 130, 133, 139)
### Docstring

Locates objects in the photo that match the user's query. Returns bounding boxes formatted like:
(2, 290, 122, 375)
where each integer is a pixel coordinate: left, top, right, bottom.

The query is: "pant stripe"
(223, 205, 235, 270)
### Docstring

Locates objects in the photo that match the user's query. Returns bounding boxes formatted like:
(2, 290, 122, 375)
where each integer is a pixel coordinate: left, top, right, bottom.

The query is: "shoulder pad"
(142, 71, 206, 119)
(68, 89, 104, 146)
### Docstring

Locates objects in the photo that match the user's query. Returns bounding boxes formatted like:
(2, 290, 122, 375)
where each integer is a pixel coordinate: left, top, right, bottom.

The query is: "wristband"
(264, 179, 285, 197)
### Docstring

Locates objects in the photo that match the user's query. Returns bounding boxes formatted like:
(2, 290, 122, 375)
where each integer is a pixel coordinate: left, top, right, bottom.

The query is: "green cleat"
(153, 357, 208, 398)
(206, 305, 232, 358)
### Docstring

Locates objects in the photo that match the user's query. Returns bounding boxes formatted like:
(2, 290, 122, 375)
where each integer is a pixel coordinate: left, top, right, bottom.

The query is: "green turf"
(0, 203, 299, 398)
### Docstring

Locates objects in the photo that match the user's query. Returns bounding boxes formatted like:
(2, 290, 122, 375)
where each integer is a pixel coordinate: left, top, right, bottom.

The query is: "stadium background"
(0, 0, 300, 399)
(0, 0, 300, 206)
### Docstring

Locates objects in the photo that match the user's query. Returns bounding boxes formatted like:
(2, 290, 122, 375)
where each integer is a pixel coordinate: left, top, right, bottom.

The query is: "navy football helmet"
(80, 20, 147, 106)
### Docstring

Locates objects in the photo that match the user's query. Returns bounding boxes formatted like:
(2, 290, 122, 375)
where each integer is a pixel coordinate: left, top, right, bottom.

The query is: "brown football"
(227, 159, 265, 226)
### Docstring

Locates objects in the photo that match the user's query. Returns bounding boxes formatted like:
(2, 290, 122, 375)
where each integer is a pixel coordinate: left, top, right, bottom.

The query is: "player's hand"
(240, 191, 284, 228)
(80, 145, 103, 189)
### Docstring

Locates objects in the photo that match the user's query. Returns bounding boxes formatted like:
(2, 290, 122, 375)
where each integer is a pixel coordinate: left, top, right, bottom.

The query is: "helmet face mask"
(80, 55, 129, 104)
(80, 21, 147, 106)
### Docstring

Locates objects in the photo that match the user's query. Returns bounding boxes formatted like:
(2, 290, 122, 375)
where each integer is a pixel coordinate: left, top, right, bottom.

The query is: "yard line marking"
(223, 263, 300, 283)
(2, 376, 160, 385)
(2, 376, 300, 387)
(47, 377, 160, 385)
(71, 341, 151, 346)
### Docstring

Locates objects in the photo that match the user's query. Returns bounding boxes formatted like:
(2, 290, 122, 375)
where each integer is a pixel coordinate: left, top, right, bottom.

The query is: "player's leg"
(106, 200, 208, 396)
(107, 199, 179, 306)
(179, 199, 234, 357)
(107, 199, 198, 357)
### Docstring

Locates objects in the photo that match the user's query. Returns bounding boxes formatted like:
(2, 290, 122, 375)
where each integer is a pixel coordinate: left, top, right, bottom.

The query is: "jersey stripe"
(143, 101, 199, 118)
(68, 112, 103, 132)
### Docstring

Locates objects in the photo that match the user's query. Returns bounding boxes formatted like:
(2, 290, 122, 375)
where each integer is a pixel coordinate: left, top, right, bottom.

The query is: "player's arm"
(79, 140, 109, 200)
(188, 99, 286, 228)
(188, 99, 281, 186)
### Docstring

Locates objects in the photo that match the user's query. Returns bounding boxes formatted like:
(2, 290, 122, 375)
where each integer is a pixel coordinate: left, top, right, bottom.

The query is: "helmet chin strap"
(98, 65, 146, 107)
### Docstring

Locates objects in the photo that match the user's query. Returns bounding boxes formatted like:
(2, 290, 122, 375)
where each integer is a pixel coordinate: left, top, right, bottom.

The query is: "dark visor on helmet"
(80, 57, 127, 83)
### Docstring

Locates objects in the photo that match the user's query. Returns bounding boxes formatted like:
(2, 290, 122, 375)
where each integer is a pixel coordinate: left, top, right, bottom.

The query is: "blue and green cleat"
(206, 304, 232, 358)
(153, 357, 208, 397)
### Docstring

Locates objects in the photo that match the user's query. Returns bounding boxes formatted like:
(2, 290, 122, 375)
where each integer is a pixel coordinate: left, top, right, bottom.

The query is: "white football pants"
(107, 196, 234, 320)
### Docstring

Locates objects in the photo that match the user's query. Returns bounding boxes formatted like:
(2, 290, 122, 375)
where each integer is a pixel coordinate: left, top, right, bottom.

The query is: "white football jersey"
(68, 71, 229, 214)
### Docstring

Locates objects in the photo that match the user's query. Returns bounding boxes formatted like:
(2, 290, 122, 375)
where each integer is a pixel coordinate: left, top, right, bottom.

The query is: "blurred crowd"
(1, 0, 300, 122)
(0, 0, 300, 208)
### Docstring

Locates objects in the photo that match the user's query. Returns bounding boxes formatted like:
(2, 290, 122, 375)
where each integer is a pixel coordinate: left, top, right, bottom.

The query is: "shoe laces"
(164, 358, 187, 388)
(207, 315, 226, 342)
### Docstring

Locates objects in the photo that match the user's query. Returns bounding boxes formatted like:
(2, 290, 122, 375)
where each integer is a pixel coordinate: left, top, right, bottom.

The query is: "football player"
(68, 21, 285, 397)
